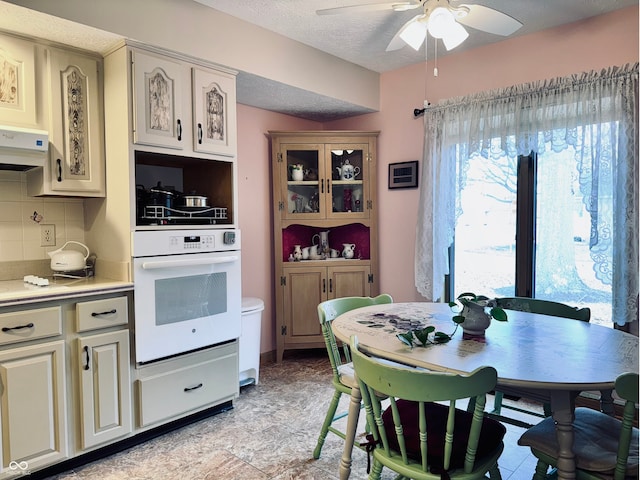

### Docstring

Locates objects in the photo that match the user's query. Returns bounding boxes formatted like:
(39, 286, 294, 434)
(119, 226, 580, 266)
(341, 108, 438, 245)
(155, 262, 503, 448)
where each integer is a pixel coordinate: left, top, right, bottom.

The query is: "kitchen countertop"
(0, 276, 134, 307)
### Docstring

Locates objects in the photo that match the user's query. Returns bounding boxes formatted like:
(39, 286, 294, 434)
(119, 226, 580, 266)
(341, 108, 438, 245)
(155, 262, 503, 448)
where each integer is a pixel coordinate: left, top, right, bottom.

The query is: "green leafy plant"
(448, 292, 508, 323)
(395, 293, 508, 349)
(396, 323, 459, 349)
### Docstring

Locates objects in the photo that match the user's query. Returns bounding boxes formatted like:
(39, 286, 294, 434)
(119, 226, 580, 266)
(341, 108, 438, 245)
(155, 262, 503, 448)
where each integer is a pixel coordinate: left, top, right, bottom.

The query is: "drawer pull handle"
(198, 123, 203, 144)
(2, 322, 34, 332)
(83, 346, 90, 370)
(184, 383, 203, 392)
(91, 309, 117, 317)
(177, 119, 182, 141)
(56, 159, 62, 182)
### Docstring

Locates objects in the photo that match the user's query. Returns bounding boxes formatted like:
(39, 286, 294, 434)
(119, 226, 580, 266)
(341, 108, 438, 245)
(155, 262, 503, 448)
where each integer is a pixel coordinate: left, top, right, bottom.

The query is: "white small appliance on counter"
(48, 241, 96, 278)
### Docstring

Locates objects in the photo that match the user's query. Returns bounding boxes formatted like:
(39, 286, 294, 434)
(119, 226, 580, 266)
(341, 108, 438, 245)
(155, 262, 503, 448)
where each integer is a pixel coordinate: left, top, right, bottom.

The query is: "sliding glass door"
(450, 134, 613, 327)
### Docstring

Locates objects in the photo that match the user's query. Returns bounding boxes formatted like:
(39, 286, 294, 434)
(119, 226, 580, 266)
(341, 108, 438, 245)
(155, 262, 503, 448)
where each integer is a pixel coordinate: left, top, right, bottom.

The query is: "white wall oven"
(132, 229, 241, 364)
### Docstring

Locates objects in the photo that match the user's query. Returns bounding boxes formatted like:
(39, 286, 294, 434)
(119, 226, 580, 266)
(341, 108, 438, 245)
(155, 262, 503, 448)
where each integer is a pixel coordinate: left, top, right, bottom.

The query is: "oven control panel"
(172, 235, 215, 250)
(132, 229, 240, 256)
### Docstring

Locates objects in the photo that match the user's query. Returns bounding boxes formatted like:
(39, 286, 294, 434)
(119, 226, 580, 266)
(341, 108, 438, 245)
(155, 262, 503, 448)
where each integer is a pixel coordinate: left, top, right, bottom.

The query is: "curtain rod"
(414, 101, 431, 117)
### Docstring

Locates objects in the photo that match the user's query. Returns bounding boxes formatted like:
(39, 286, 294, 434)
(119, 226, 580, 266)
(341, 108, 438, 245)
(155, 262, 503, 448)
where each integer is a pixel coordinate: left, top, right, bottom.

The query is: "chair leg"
(369, 458, 383, 480)
(493, 391, 504, 414)
(489, 464, 503, 479)
(533, 459, 550, 480)
(313, 389, 343, 459)
(600, 388, 615, 416)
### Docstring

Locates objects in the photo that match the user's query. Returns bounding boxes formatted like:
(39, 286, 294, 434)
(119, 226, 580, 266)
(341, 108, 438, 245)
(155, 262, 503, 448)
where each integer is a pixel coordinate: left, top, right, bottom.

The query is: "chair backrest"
(317, 294, 393, 383)
(613, 372, 639, 480)
(495, 297, 590, 322)
(350, 335, 504, 475)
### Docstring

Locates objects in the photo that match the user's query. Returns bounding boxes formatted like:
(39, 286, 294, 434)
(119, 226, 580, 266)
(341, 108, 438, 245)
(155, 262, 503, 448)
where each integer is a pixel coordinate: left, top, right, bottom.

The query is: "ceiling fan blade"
(386, 14, 425, 51)
(457, 4, 523, 36)
(317, 2, 419, 16)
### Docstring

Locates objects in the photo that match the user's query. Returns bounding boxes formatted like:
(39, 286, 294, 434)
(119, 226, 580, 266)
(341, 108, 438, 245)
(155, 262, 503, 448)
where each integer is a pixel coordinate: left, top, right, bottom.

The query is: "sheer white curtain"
(415, 63, 638, 325)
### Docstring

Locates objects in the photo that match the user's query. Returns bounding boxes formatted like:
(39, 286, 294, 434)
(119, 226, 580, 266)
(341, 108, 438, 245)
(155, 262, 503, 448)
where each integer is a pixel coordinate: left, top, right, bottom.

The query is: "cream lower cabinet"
(0, 293, 132, 478)
(74, 295, 131, 450)
(0, 341, 68, 476)
(279, 264, 372, 361)
(136, 341, 238, 428)
(76, 330, 131, 449)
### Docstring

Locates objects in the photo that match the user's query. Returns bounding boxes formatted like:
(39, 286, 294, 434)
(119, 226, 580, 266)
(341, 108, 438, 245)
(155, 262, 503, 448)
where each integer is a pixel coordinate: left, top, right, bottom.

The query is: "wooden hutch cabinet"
(269, 131, 380, 362)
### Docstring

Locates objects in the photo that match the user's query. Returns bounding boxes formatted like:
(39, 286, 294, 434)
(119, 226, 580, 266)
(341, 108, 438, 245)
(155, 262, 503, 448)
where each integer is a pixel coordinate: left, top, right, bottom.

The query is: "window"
(415, 64, 638, 328)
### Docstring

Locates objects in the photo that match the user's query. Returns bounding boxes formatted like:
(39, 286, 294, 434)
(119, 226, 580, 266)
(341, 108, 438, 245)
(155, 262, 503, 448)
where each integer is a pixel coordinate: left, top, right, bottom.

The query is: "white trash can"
(239, 297, 264, 387)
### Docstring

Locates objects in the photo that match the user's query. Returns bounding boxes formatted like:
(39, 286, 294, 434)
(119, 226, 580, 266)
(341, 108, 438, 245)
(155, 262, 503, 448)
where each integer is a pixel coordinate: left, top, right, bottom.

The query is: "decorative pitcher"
(312, 230, 330, 254)
(290, 164, 304, 181)
(341, 243, 355, 259)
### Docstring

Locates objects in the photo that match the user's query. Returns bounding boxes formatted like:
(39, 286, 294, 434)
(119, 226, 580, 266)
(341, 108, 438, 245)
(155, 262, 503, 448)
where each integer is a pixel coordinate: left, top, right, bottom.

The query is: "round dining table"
(331, 302, 639, 480)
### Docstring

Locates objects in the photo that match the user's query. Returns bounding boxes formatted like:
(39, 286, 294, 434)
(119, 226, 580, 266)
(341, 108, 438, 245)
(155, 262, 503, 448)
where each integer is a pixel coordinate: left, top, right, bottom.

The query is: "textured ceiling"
(0, 1, 636, 122)
(194, 0, 638, 73)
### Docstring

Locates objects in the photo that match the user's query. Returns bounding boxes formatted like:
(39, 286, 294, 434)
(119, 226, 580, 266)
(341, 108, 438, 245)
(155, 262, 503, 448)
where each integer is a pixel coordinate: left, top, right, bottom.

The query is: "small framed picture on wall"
(388, 160, 419, 189)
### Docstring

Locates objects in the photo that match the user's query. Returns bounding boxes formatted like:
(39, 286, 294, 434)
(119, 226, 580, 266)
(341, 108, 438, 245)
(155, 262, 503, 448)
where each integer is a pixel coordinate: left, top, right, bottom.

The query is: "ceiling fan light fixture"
(399, 19, 428, 50)
(441, 21, 469, 50)
(426, 6, 455, 39)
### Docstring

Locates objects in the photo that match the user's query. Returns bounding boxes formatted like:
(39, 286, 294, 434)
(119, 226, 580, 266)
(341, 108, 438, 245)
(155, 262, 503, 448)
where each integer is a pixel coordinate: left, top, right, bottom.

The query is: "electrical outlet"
(40, 224, 56, 247)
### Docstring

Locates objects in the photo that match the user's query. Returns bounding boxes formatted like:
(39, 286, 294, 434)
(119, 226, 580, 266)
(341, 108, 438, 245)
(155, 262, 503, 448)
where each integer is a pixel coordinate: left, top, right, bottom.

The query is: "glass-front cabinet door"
(280, 143, 324, 220)
(279, 142, 370, 220)
(326, 143, 369, 219)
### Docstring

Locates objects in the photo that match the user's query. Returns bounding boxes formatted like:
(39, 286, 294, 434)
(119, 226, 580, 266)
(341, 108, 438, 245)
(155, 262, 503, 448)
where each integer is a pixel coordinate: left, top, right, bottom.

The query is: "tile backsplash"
(0, 171, 85, 261)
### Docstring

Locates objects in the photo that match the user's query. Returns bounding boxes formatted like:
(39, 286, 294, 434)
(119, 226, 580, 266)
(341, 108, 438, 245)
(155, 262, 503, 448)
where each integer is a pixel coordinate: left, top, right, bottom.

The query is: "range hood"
(0, 125, 49, 171)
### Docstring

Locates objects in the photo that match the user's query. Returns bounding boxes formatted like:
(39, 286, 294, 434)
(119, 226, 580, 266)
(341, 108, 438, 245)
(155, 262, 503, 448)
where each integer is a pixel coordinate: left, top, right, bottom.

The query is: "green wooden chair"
(313, 294, 393, 459)
(350, 335, 506, 480)
(491, 297, 592, 426)
(518, 372, 639, 480)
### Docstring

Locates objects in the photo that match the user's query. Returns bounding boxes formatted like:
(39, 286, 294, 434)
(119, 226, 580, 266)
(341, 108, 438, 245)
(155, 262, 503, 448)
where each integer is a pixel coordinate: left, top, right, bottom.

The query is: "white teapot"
(341, 243, 355, 259)
(336, 160, 360, 180)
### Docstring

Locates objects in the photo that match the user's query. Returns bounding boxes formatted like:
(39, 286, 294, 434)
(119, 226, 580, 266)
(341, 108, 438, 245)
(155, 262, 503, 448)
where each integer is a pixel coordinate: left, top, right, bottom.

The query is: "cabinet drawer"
(137, 350, 237, 427)
(0, 306, 62, 346)
(76, 296, 128, 332)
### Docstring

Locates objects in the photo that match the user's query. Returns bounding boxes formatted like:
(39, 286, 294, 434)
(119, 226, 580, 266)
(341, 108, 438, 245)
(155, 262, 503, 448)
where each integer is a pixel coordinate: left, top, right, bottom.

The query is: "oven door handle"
(141, 255, 239, 270)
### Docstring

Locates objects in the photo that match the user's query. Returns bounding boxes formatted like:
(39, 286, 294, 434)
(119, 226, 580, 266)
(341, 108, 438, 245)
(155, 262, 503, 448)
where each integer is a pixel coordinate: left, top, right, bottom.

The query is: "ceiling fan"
(317, 0, 523, 52)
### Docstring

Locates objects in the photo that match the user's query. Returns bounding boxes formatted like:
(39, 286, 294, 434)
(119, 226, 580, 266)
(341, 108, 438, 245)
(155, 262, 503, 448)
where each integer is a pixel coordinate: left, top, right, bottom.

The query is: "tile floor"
(43, 349, 544, 479)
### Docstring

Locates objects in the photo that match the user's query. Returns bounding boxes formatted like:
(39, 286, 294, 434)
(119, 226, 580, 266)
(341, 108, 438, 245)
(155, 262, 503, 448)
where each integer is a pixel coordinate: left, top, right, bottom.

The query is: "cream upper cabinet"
(131, 49, 185, 150)
(131, 48, 237, 158)
(0, 33, 38, 128)
(27, 47, 105, 196)
(192, 67, 236, 157)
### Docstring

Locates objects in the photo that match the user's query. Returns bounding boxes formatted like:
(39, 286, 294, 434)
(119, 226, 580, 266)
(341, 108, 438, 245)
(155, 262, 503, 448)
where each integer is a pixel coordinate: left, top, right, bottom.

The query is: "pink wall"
(236, 106, 319, 352)
(238, 6, 639, 354)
